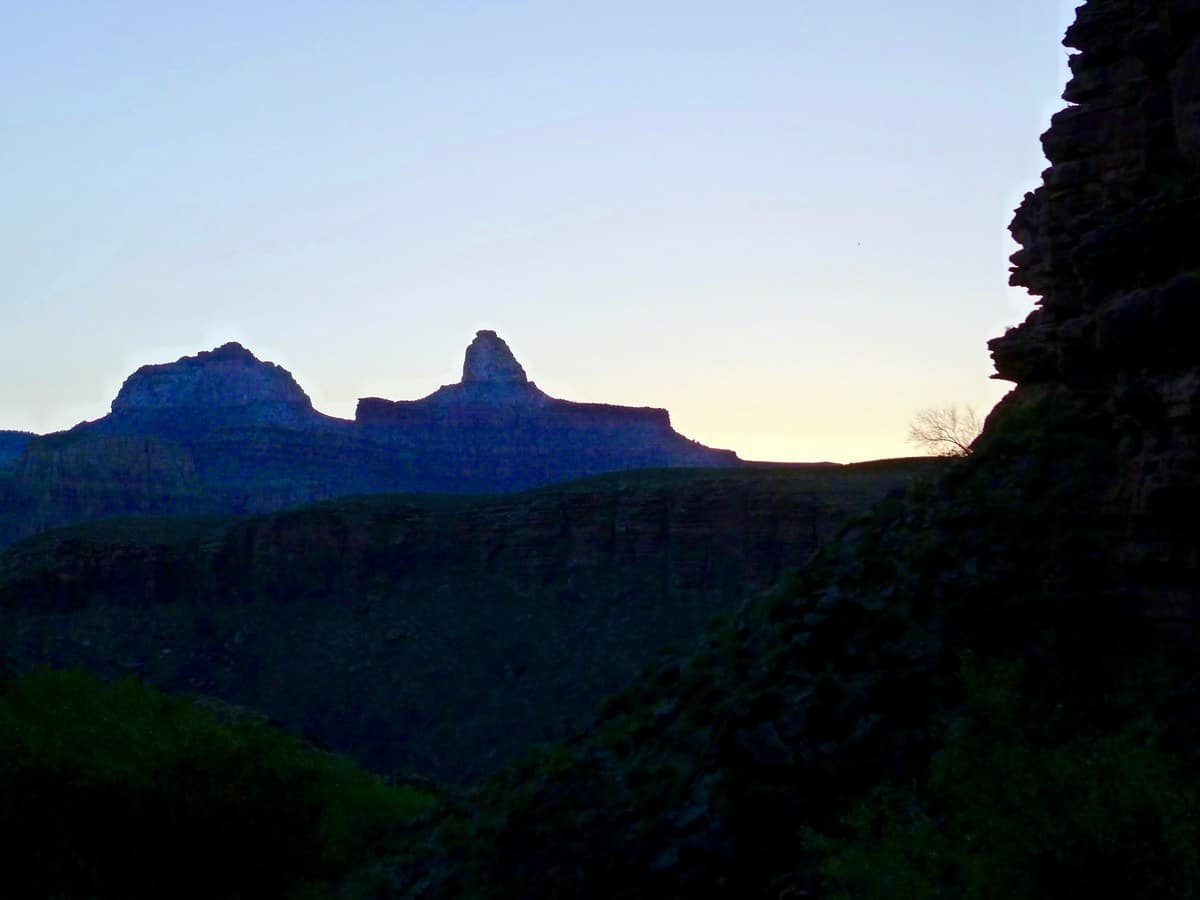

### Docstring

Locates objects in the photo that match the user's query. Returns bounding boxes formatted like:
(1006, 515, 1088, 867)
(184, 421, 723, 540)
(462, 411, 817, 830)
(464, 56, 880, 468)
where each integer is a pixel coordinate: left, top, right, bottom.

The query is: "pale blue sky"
(2, 1, 1077, 461)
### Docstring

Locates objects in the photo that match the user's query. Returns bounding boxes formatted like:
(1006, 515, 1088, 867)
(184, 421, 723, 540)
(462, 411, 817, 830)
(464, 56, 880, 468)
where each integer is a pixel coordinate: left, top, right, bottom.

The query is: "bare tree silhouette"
(907, 404, 981, 457)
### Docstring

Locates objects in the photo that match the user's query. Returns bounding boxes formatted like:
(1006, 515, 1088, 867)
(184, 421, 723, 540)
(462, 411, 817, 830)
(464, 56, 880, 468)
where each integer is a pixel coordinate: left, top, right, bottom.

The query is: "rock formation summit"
(409, 330, 550, 408)
(462, 330, 529, 384)
(109, 342, 319, 429)
(354, 330, 709, 446)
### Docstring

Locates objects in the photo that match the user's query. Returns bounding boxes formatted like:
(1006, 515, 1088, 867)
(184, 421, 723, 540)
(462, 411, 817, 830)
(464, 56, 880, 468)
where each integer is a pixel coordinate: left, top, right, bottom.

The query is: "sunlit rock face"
(989, 0, 1200, 617)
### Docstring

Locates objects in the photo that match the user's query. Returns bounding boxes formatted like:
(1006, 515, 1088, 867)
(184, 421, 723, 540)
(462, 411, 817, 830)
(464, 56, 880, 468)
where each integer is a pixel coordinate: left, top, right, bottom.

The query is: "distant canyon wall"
(0, 332, 738, 545)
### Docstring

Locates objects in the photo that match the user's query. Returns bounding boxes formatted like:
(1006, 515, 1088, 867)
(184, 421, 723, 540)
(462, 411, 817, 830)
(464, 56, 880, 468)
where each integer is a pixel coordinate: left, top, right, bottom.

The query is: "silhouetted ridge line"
(0, 331, 739, 544)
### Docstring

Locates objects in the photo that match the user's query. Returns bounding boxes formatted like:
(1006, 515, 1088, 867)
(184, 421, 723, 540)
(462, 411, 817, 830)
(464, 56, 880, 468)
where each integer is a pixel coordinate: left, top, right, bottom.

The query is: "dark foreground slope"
(0, 462, 933, 782)
(346, 4, 1200, 896)
(0, 667, 434, 898)
(381, 398, 1144, 898)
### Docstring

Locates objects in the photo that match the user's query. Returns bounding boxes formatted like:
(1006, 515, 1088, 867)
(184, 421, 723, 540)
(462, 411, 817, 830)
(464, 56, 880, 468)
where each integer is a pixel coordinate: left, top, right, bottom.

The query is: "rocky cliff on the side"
(988, 0, 1200, 621)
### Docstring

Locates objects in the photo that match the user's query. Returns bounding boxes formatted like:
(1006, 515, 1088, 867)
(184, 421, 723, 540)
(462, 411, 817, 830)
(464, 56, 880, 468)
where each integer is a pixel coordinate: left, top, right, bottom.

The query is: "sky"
(3, 1, 1079, 462)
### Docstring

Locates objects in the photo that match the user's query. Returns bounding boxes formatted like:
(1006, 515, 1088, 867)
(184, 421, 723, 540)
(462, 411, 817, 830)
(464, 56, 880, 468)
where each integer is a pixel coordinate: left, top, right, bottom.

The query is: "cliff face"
(0, 333, 738, 544)
(14, 436, 205, 529)
(0, 432, 32, 472)
(989, 0, 1200, 618)
(0, 463, 934, 781)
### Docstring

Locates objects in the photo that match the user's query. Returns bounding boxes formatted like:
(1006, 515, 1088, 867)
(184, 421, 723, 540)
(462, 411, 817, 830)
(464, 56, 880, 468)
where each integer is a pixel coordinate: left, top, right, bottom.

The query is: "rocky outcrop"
(109, 342, 319, 428)
(396, 330, 550, 409)
(461, 329, 529, 384)
(988, 0, 1200, 620)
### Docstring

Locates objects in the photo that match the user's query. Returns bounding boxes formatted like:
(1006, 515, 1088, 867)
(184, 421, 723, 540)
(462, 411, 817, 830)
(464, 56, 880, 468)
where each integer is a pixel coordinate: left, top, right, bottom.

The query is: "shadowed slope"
(0, 462, 934, 782)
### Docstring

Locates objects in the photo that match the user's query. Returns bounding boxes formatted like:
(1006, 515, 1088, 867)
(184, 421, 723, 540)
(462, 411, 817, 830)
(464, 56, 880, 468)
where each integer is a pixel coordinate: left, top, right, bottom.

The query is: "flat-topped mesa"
(354, 330, 738, 471)
(357, 329, 664, 424)
(109, 342, 317, 427)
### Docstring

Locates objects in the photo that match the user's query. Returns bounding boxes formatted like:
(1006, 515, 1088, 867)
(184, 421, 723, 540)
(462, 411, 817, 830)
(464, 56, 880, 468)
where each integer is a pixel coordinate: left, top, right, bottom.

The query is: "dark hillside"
(0, 667, 433, 898)
(0, 462, 934, 782)
(386, 396, 1139, 897)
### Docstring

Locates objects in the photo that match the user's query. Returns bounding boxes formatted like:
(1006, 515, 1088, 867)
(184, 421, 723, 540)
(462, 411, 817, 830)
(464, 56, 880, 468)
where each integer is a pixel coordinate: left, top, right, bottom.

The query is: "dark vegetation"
(0, 666, 433, 899)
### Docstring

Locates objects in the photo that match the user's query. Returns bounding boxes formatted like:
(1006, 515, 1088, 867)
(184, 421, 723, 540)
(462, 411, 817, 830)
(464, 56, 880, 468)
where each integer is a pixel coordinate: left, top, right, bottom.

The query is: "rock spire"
(461, 330, 528, 385)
